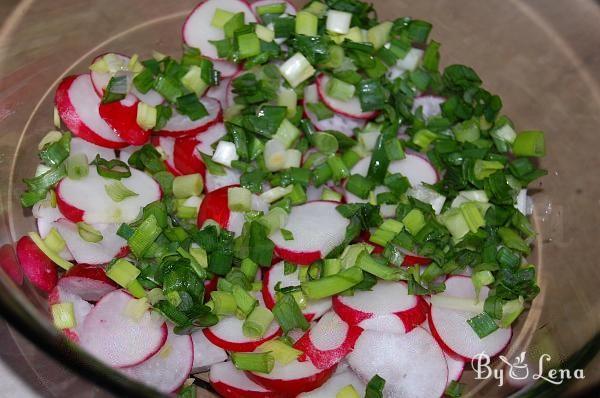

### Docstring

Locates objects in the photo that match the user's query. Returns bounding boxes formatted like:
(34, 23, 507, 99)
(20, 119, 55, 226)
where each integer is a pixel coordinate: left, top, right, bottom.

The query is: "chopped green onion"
(277, 88, 298, 118)
(228, 187, 252, 212)
(280, 229, 294, 241)
(323, 258, 342, 276)
(367, 21, 393, 49)
(365, 375, 386, 398)
(172, 174, 204, 200)
(326, 155, 349, 181)
(237, 32, 261, 59)
(181, 65, 208, 97)
(460, 202, 485, 233)
(326, 77, 355, 101)
(279, 53, 316, 88)
(337, 384, 361, 398)
(136, 102, 157, 130)
(243, 306, 275, 338)
(512, 130, 545, 157)
(153, 75, 184, 103)
(498, 227, 530, 253)
(224, 12, 245, 38)
(102, 74, 128, 103)
(38, 130, 63, 151)
(304, 1, 328, 17)
(241, 258, 259, 281)
(301, 267, 363, 299)
(212, 141, 239, 167)
(345, 174, 373, 199)
(467, 312, 499, 338)
(176, 93, 209, 121)
(356, 252, 402, 280)
(445, 381, 465, 398)
(286, 184, 307, 205)
(257, 339, 302, 365)
(473, 160, 504, 180)
(211, 8, 234, 28)
(256, 2, 286, 15)
(313, 132, 339, 154)
(232, 285, 258, 318)
(402, 209, 426, 236)
(430, 295, 484, 313)
(124, 297, 150, 322)
(28, 232, 73, 270)
(412, 129, 438, 150)
(272, 293, 309, 333)
(231, 352, 274, 374)
(44, 228, 66, 253)
(473, 270, 495, 298)
(440, 208, 470, 241)
(453, 119, 480, 143)
(106, 259, 140, 288)
(273, 119, 301, 149)
(256, 24, 275, 43)
(211, 291, 237, 316)
(51, 302, 75, 329)
(306, 102, 334, 120)
(92, 155, 131, 180)
(128, 215, 162, 257)
(127, 279, 146, 299)
(77, 222, 103, 243)
(260, 186, 294, 204)
(321, 187, 342, 202)
(105, 180, 138, 202)
(295, 11, 318, 36)
(499, 297, 525, 328)
(264, 139, 287, 171)
(326, 10, 352, 35)
(340, 243, 373, 269)
(176, 205, 197, 219)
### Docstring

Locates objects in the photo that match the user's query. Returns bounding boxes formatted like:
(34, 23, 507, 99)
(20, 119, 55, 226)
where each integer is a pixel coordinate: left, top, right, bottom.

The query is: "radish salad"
(18, 0, 546, 397)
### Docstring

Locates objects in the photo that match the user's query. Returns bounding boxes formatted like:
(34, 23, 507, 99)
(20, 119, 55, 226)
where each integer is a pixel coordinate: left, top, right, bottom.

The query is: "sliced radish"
(154, 98, 222, 138)
(210, 361, 282, 398)
(52, 220, 128, 265)
(203, 312, 281, 352)
(152, 136, 182, 175)
(303, 84, 365, 137)
(79, 289, 167, 367)
(173, 136, 206, 176)
(90, 53, 164, 106)
(99, 99, 150, 146)
(16, 236, 57, 294)
(56, 168, 161, 224)
(316, 74, 377, 120)
(121, 324, 193, 393)
(412, 95, 445, 120)
(207, 77, 231, 107)
(421, 320, 466, 385)
(70, 136, 117, 160)
(271, 201, 350, 265)
(224, 72, 239, 109)
(118, 145, 141, 163)
(213, 60, 241, 78)
(183, 0, 257, 60)
(48, 286, 93, 342)
(58, 264, 117, 302)
(204, 276, 219, 300)
(347, 328, 448, 398)
(251, 0, 297, 21)
(262, 261, 331, 320)
(247, 358, 336, 396)
(332, 281, 428, 334)
(191, 329, 228, 373)
(298, 370, 365, 398)
(196, 122, 227, 156)
(205, 167, 242, 192)
(428, 275, 512, 361)
(55, 74, 127, 149)
(294, 311, 363, 370)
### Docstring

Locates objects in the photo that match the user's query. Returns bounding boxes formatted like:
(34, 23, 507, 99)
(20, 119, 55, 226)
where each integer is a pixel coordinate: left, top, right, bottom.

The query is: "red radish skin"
(197, 185, 235, 229)
(210, 361, 284, 398)
(428, 275, 512, 361)
(153, 98, 222, 138)
(316, 74, 377, 120)
(99, 99, 150, 146)
(303, 84, 365, 137)
(0, 244, 24, 285)
(332, 281, 429, 334)
(204, 276, 219, 300)
(182, 0, 256, 60)
(79, 290, 167, 368)
(55, 188, 85, 223)
(48, 286, 93, 342)
(262, 261, 332, 321)
(152, 136, 182, 176)
(298, 370, 366, 398)
(203, 296, 282, 353)
(191, 329, 228, 373)
(247, 360, 336, 396)
(347, 328, 448, 398)
(271, 201, 350, 265)
(16, 236, 58, 294)
(173, 135, 206, 176)
(294, 311, 363, 369)
(121, 324, 193, 393)
(58, 264, 117, 302)
(55, 74, 127, 149)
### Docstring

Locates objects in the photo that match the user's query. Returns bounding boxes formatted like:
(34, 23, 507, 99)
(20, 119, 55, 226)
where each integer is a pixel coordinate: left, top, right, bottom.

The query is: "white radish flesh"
(271, 201, 350, 265)
(212, 60, 241, 78)
(154, 97, 221, 137)
(303, 84, 365, 137)
(48, 286, 93, 342)
(205, 168, 242, 192)
(52, 220, 127, 265)
(121, 324, 193, 393)
(412, 95, 445, 120)
(298, 370, 365, 398)
(56, 168, 161, 224)
(348, 328, 448, 398)
(70, 137, 116, 160)
(262, 261, 331, 320)
(196, 122, 227, 156)
(316, 74, 377, 120)
(191, 329, 228, 373)
(429, 275, 512, 360)
(79, 290, 167, 367)
(183, 0, 257, 59)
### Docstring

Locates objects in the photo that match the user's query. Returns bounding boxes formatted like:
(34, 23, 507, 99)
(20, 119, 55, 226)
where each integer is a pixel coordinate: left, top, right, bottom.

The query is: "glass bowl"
(0, 0, 598, 396)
